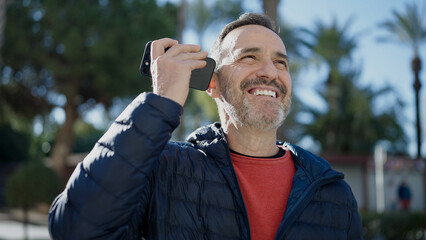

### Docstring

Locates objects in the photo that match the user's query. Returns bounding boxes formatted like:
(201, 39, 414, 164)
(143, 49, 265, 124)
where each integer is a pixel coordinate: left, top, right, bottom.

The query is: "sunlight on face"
(216, 25, 292, 130)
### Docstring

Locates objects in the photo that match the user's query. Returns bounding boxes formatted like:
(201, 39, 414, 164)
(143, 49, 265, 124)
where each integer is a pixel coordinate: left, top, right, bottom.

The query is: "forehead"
(221, 24, 287, 54)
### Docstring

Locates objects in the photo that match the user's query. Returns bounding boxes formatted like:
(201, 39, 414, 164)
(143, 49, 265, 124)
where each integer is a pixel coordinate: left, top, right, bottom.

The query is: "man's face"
(215, 24, 292, 131)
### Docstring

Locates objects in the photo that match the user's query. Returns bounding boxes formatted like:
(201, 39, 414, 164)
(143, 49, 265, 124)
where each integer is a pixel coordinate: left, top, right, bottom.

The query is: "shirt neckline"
(230, 147, 286, 159)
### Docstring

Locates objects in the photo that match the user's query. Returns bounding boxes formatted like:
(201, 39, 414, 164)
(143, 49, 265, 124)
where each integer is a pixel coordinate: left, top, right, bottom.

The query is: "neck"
(222, 122, 279, 157)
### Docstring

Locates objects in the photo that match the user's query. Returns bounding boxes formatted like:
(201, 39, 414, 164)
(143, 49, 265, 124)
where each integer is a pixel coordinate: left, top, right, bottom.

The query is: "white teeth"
(253, 89, 276, 98)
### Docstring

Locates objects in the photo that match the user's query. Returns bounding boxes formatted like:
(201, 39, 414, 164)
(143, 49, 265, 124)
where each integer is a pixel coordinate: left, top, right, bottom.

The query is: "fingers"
(149, 38, 209, 106)
(151, 38, 207, 63)
(151, 38, 178, 61)
(176, 50, 208, 62)
(189, 57, 208, 70)
(165, 44, 202, 57)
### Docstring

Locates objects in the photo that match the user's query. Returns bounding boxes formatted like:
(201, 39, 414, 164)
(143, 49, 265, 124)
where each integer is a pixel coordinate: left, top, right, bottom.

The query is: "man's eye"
(275, 60, 288, 69)
(242, 55, 256, 60)
(239, 55, 256, 64)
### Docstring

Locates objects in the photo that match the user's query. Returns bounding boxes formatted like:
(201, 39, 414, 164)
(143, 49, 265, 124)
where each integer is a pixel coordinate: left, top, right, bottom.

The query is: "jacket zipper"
(274, 175, 343, 239)
(219, 128, 252, 240)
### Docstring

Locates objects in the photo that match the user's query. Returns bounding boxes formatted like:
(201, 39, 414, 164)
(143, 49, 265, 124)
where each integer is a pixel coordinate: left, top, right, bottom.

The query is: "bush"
(0, 125, 30, 163)
(5, 159, 61, 210)
(361, 211, 426, 240)
(4, 155, 61, 240)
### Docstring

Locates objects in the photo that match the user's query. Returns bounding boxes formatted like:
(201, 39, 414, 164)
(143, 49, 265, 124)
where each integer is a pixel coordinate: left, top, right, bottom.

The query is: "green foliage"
(5, 159, 61, 209)
(0, 125, 30, 162)
(378, 2, 426, 55)
(301, 17, 357, 71)
(279, 22, 304, 63)
(172, 0, 243, 140)
(187, 0, 242, 37)
(378, 1, 425, 159)
(301, 19, 407, 154)
(72, 120, 104, 153)
(2, 0, 178, 170)
(0, 81, 53, 126)
(361, 211, 426, 240)
(2, 0, 178, 118)
(305, 71, 407, 154)
(277, 22, 306, 143)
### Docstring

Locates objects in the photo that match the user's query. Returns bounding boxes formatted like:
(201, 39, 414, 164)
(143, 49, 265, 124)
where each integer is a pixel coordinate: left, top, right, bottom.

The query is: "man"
(398, 180, 412, 211)
(49, 13, 363, 239)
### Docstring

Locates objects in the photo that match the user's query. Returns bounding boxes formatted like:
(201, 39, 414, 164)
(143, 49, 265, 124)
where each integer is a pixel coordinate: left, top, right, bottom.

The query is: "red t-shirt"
(231, 148, 295, 240)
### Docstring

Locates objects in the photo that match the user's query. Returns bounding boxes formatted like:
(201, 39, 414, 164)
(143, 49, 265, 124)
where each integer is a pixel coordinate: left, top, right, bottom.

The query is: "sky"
(81, 0, 426, 157)
(273, 0, 426, 157)
(186, 0, 426, 157)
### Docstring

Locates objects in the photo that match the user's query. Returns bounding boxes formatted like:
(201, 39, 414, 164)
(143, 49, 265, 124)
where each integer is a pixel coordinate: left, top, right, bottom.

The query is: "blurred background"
(0, 0, 425, 239)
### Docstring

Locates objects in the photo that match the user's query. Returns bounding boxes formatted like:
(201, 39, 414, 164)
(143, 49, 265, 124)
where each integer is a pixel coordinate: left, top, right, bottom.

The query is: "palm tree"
(187, 0, 242, 45)
(379, 2, 426, 159)
(0, 0, 14, 67)
(262, 0, 280, 24)
(301, 18, 357, 85)
(276, 21, 306, 143)
(305, 69, 406, 154)
(300, 18, 406, 155)
(301, 18, 358, 151)
(0, 0, 6, 61)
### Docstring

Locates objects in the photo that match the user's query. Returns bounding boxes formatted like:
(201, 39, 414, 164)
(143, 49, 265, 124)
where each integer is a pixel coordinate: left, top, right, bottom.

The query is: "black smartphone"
(140, 41, 216, 91)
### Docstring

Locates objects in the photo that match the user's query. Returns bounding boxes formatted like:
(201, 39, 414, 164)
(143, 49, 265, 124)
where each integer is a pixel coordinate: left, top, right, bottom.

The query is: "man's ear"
(206, 73, 219, 98)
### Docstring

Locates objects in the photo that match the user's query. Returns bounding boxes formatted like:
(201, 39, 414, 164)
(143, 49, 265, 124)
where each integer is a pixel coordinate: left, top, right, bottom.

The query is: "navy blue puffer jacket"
(49, 93, 363, 240)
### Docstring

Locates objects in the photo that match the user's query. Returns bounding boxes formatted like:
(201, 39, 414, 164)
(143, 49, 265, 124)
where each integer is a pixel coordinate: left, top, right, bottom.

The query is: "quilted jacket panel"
(48, 93, 362, 240)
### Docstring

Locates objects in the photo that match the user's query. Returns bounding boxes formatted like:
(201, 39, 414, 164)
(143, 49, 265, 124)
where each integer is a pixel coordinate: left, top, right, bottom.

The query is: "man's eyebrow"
(239, 47, 289, 61)
(275, 51, 289, 62)
(241, 47, 260, 54)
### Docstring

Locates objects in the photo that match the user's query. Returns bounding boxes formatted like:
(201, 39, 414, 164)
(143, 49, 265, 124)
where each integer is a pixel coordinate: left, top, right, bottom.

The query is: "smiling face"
(214, 24, 292, 131)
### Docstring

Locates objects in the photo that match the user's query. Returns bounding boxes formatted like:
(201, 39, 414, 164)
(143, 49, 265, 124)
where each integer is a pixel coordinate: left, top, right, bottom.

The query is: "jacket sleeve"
(48, 92, 182, 240)
(347, 195, 364, 240)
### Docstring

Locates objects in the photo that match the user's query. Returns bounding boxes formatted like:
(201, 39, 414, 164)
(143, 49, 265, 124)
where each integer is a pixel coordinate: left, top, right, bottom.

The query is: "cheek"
(230, 66, 259, 89)
(281, 73, 292, 90)
(219, 67, 240, 88)
(226, 65, 242, 78)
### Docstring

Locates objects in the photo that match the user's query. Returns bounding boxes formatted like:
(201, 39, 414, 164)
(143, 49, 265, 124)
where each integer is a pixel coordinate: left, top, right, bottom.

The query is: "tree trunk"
(262, 0, 280, 25)
(172, 0, 187, 141)
(411, 55, 422, 159)
(0, 0, 7, 67)
(176, 0, 186, 43)
(50, 94, 78, 183)
(412, 55, 425, 211)
(325, 70, 338, 153)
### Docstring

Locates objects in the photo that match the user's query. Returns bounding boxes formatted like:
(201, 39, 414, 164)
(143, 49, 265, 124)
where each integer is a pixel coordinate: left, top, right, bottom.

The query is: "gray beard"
(219, 81, 291, 131)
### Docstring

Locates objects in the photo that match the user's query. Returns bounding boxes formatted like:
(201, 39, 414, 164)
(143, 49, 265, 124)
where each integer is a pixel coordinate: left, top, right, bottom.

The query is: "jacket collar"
(282, 142, 344, 183)
(187, 123, 343, 182)
(186, 122, 230, 165)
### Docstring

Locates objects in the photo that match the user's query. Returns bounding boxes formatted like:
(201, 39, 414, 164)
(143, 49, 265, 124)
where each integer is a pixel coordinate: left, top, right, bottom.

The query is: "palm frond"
(378, 2, 426, 54)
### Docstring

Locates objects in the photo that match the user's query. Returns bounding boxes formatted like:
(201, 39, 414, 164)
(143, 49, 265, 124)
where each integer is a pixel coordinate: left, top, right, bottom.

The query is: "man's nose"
(255, 59, 278, 81)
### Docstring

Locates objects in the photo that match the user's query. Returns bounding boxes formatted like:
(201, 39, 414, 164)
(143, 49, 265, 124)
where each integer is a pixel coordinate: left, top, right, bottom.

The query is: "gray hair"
(210, 12, 280, 72)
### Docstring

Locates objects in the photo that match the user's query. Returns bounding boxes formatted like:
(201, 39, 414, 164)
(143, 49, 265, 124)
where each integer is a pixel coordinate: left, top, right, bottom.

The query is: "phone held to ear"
(140, 41, 216, 91)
